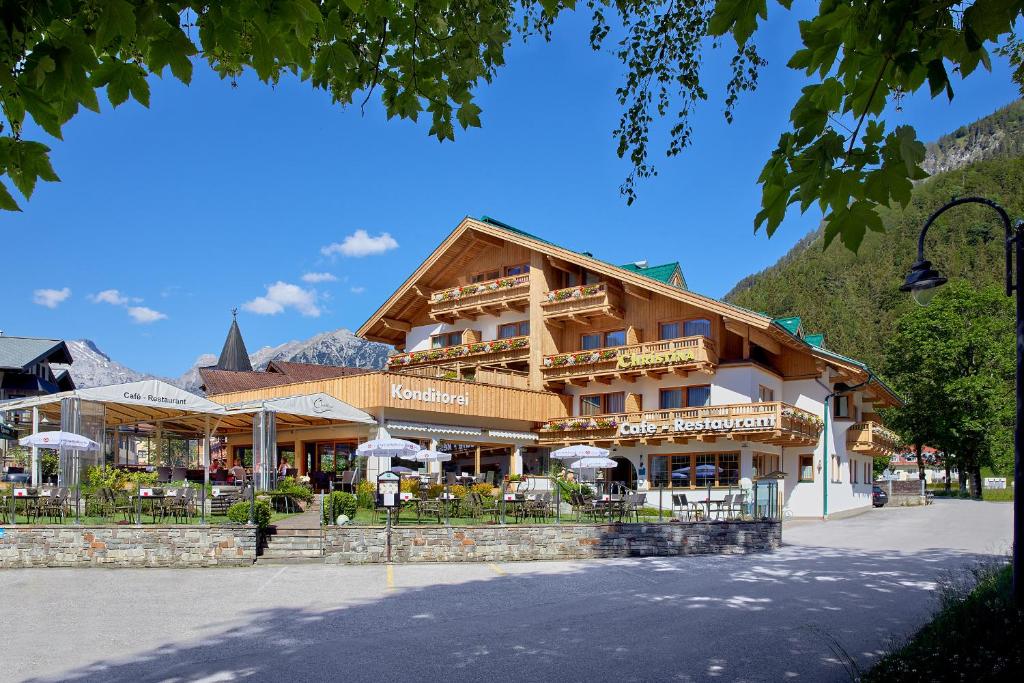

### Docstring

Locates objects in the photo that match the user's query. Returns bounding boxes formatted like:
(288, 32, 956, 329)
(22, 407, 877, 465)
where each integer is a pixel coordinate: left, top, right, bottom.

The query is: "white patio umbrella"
(356, 429, 421, 460)
(19, 431, 100, 451)
(411, 449, 452, 463)
(568, 456, 617, 469)
(551, 444, 610, 460)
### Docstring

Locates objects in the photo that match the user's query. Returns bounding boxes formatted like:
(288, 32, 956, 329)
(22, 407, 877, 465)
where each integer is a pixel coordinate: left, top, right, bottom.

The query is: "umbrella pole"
(74, 450, 81, 525)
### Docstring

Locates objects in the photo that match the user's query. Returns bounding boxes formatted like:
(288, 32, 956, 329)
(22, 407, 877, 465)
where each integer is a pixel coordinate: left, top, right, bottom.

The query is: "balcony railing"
(429, 273, 531, 320)
(387, 336, 530, 370)
(540, 282, 624, 322)
(847, 421, 901, 457)
(539, 401, 823, 447)
(393, 363, 531, 389)
(541, 336, 717, 384)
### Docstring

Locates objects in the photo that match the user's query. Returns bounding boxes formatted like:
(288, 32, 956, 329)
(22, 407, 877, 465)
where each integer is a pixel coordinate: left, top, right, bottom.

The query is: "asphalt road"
(1, 499, 1012, 682)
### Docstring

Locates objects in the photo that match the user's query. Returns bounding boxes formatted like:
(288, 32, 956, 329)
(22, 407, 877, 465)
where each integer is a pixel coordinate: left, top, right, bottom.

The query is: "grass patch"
(862, 562, 1022, 682)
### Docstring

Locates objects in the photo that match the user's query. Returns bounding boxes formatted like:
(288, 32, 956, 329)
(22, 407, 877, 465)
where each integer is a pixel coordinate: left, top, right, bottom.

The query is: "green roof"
(618, 262, 687, 289)
(773, 316, 802, 335)
(804, 333, 825, 348)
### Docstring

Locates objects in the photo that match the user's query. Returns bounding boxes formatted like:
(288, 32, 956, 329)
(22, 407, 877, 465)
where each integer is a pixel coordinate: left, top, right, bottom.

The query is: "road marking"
(386, 564, 395, 590)
(256, 567, 286, 594)
(487, 563, 506, 576)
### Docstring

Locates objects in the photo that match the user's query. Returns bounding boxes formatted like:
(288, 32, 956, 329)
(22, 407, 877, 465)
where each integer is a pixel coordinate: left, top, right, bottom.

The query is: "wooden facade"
(846, 421, 901, 458)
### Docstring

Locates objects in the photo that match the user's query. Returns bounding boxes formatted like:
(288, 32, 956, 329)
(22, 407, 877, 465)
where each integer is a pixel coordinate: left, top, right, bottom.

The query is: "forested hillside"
(725, 154, 1024, 372)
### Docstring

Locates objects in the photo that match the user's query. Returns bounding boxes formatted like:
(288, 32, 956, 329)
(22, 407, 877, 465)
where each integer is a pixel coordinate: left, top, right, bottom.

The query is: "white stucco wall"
(406, 311, 531, 352)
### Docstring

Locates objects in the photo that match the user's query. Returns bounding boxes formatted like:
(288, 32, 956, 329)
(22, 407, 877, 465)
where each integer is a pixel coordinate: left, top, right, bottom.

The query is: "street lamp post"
(900, 196, 1023, 606)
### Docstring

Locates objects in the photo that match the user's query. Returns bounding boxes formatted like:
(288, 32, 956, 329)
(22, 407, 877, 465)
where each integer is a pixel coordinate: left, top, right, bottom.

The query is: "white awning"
(386, 421, 483, 437)
(224, 392, 375, 425)
(487, 430, 539, 442)
(0, 379, 225, 415)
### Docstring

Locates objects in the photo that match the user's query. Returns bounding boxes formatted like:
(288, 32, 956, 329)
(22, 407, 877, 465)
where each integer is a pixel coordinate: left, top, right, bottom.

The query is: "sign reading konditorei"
(619, 415, 776, 436)
(616, 349, 695, 370)
(390, 383, 470, 407)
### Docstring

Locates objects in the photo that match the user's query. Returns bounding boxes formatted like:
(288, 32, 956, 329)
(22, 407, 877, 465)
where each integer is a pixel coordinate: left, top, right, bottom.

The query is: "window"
(583, 271, 601, 285)
(497, 321, 529, 339)
(431, 331, 463, 348)
(683, 318, 712, 338)
(470, 269, 500, 283)
(864, 461, 870, 484)
(649, 453, 740, 488)
(833, 395, 851, 419)
(660, 388, 684, 410)
(686, 385, 711, 407)
(799, 455, 814, 482)
(504, 263, 530, 276)
(579, 392, 624, 415)
(752, 453, 779, 477)
(758, 385, 775, 402)
(581, 333, 602, 350)
(659, 321, 680, 340)
(832, 454, 842, 482)
(580, 329, 626, 350)
(850, 459, 857, 484)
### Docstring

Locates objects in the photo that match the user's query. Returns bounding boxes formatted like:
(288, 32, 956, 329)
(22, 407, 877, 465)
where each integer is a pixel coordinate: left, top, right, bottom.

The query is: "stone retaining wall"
(323, 521, 781, 564)
(0, 525, 257, 568)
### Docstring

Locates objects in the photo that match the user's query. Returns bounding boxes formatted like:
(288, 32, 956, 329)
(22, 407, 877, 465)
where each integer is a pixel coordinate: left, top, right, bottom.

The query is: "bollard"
(136, 480, 142, 526)
(328, 479, 335, 526)
(445, 483, 451, 526)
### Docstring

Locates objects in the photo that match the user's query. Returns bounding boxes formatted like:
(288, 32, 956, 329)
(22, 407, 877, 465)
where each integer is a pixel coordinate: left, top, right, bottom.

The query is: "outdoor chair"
(171, 488, 196, 523)
(672, 493, 692, 521)
(111, 488, 135, 522)
(481, 495, 501, 523)
(445, 472, 457, 486)
(622, 493, 645, 523)
(569, 492, 589, 522)
(484, 471, 495, 485)
(42, 487, 69, 523)
(339, 470, 356, 493)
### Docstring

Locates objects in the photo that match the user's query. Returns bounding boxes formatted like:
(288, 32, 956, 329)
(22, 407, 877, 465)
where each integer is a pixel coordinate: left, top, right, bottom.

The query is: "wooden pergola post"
(474, 445, 481, 476)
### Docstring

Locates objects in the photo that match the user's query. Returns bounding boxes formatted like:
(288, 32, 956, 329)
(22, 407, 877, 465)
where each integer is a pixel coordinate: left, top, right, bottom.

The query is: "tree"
(2, 1, 1023, 254)
(882, 282, 1013, 498)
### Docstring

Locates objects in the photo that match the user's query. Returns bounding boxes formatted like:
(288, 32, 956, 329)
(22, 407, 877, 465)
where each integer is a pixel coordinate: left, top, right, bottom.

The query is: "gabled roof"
(200, 362, 371, 395)
(773, 316, 802, 336)
(216, 315, 253, 372)
(265, 361, 371, 381)
(618, 262, 687, 289)
(0, 336, 73, 370)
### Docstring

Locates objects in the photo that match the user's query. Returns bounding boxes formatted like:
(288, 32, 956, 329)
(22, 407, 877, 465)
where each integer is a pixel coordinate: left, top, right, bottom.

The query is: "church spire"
(216, 310, 253, 372)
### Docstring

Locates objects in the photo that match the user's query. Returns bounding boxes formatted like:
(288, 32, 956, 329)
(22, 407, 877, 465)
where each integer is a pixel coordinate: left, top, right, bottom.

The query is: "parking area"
(1, 500, 1012, 682)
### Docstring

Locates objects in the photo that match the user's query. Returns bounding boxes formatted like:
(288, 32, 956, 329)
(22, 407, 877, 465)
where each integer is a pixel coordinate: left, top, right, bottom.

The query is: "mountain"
(59, 329, 391, 392)
(724, 100, 1024, 372)
(174, 328, 391, 392)
(55, 339, 157, 388)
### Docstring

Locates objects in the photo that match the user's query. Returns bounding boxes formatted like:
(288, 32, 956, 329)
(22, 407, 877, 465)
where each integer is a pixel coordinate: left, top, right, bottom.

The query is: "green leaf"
(342, 0, 362, 13)
(893, 125, 926, 175)
(3, 140, 59, 199)
(0, 181, 21, 211)
(456, 102, 482, 129)
(95, 0, 137, 47)
(92, 60, 149, 107)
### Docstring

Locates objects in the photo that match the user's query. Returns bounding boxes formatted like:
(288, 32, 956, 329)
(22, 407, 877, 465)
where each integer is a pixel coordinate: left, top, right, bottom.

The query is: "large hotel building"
(206, 216, 902, 519)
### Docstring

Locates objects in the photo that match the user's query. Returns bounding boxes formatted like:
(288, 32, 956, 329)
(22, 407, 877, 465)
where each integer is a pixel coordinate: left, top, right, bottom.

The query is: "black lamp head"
(900, 259, 947, 306)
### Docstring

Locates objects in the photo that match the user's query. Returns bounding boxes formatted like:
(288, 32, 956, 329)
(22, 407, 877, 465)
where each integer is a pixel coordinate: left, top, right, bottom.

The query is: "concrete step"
(266, 528, 321, 537)
(260, 548, 323, 559)
(256, 556, 323, 565)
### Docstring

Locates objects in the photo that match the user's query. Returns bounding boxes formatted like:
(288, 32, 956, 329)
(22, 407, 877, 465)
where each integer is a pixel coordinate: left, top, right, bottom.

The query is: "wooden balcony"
(540, 282, 624, 324)
(429, 273, 530, 322)
(846, 421, 901, 458)
(387, 336, 530, 371)
(541, 336, 718, 386)
(393, 363, 530, 389)
(538, 401, 823, 447)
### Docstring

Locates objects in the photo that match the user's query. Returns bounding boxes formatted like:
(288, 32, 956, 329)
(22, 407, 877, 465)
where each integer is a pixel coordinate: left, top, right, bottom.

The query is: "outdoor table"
(455, 475, 475, 486)
(499, 494, 527, 523)
(590, 499, 622, 522)
(129, 493, 171, 523)
(10, 491, 46, 522)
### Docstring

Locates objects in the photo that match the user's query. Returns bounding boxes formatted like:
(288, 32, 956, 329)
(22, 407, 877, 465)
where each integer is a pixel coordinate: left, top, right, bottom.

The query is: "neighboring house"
(0, 334, 75, 464)
(205, 215, 903, 519)
(885, 446, 957, 484)
(0, 335, 75, 401)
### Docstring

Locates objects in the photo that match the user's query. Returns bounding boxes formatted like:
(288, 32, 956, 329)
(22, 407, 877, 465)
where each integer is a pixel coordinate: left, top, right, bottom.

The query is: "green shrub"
(470, 482, 494, 497)
(356, 480, 375, 508)
(322, 491, 357, 523)
(276, 476, 313, 503)
(400, 478, 421, 494)
(450, 484, 467, 499)
(227, 499, 272, 529)
(556, 480, 594, 502)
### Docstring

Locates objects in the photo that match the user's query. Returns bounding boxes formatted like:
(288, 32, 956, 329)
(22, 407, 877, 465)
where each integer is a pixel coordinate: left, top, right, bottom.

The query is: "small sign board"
(0, 423, 17, 440)
(140, 488, 154, 497)
(983, 477, 1007, 490)
(13, 488, 27, 497)
(377, 471, 401, 508)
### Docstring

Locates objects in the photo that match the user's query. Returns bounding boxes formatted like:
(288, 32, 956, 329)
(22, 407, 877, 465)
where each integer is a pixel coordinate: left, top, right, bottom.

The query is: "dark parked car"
(872, 485, 888, 508)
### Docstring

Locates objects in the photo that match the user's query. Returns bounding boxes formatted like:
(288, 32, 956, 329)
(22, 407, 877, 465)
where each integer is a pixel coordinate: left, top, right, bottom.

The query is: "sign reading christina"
(616, 349, 694, 370)
(391, 383, 469, 407)
(123, 391, 187, 407)
(619, 415, 776, 436)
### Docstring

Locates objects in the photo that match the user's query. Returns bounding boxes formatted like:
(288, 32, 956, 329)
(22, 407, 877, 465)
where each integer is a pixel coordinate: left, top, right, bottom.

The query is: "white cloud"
(321, 230, 398, 257)
(127, 306, 168, 324)
(302, 272, 338, 283)
(90, 289, 130, 305)
(350, 286, 366, 294)
(243, 281, 321, 317)
(33, 287, 71, 309)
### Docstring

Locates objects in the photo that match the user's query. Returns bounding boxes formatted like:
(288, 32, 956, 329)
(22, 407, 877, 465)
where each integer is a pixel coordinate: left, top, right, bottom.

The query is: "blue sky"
(3, 9, 1021, 378)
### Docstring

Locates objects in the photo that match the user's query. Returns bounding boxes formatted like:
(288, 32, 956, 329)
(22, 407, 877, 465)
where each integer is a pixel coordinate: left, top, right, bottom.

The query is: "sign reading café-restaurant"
(390, 383, 469, 407)
(619, 415, 777, 436)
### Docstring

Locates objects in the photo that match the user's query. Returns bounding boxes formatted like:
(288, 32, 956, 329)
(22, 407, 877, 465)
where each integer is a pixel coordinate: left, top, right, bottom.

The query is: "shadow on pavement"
(25, 544, 999, 683)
